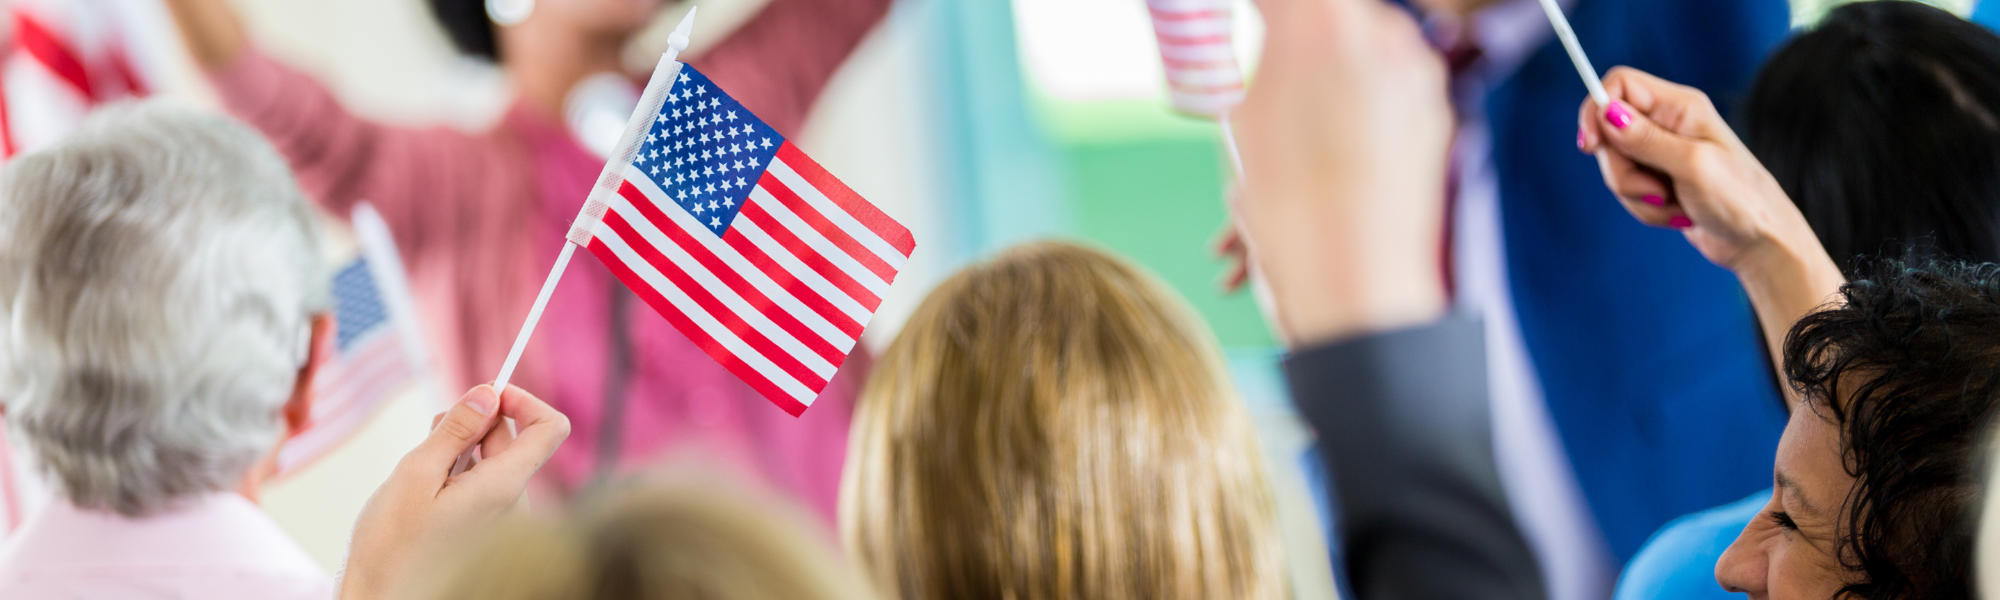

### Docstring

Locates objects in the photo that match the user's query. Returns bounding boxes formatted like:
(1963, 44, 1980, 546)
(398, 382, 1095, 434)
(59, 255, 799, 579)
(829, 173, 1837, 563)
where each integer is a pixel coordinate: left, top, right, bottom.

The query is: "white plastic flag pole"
(449, 8, 700, 476)
(1536, 0, 1608, 106)
(489, 245, 575, 394)
(1534, 0, 1620, 181)
(1218, 113, 1245, 175)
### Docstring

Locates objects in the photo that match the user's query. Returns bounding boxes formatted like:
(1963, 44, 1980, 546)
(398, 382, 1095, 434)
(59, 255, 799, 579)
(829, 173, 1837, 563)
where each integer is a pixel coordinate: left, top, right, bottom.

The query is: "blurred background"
(0, 0, 1982, 597)
(151, 0, 1305, 577)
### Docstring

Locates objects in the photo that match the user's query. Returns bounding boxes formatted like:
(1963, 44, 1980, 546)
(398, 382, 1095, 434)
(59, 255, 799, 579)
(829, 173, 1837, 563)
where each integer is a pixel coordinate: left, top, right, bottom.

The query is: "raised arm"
(159, 0, 244, 69)
(1228, 0, 1545, 597)
(1283, 316, 1546, 600)
(687, 0, 894, 136)
(161, 0, 507, 257)
(1577, 67, 1846, 405)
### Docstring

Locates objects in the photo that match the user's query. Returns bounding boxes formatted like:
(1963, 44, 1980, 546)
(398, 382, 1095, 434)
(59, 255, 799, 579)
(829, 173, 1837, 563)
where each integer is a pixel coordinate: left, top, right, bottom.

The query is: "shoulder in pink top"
(0, 493, 331, 599)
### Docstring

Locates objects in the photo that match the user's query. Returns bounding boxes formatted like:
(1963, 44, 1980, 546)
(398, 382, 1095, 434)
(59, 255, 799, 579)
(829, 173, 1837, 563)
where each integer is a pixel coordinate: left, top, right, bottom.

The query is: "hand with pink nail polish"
(1575, 67, 1822, 274)
(339, 385, 570, 600)
(1576, 67, 1845, 372)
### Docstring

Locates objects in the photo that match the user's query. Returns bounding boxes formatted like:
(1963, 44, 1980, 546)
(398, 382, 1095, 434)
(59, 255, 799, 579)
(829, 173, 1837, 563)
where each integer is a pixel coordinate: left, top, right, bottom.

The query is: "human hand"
(160, 0, 249, 69)
(1213, 186, 1250, 294)
(1576, 67, 1823, 274)
(1228, 0, 1452, 348)
(1213, 221, 1250, 294)
(1578, 67, 1844, 378)
(338, 385, 571, 600)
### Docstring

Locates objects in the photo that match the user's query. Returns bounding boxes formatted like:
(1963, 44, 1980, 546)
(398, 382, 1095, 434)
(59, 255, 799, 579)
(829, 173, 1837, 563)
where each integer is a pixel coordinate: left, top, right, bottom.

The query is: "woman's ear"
(284, 313, 337, 437)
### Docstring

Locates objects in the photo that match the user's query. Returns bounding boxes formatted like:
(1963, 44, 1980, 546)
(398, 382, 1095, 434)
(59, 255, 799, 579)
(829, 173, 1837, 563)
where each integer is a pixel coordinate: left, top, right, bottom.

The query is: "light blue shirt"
(1613, 490, 1769, 600)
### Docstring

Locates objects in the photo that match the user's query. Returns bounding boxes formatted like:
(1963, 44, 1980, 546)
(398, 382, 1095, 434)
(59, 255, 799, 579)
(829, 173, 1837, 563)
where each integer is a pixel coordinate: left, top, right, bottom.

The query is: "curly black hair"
(1783, 258, 2000, 599)
(428, 0, 500, 62)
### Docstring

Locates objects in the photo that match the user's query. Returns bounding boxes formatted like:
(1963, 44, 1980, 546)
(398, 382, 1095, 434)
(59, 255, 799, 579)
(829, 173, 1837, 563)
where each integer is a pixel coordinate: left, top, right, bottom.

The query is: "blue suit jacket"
(1483, 0, 1791, 561)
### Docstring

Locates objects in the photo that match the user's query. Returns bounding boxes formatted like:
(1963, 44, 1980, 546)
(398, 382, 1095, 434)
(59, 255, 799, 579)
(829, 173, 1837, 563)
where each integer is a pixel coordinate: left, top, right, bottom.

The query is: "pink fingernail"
(1669, 215, 1693, 229)
(1642, 195, 1664, 206)
(1607, 102, 1634, 130)
(1577, 128, 1588, 150)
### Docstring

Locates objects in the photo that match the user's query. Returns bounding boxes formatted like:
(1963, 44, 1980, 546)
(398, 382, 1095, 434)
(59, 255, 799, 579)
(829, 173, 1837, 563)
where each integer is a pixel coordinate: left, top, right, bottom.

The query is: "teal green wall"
(1037, 98, 1276, 349)
(927, 0, 1272, 351)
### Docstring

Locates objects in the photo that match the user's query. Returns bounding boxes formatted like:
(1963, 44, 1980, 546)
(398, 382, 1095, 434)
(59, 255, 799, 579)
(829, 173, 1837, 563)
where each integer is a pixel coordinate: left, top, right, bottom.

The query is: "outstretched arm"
(688, 0, 895, 136)
(161, 0, 510, 259)
(1228, 0, 1545, 596)
(340, 385, 570, 600)
(160, 0, 246, 69)
(1286, 317, 1547, 600)
(1578, 67, 1846, 406)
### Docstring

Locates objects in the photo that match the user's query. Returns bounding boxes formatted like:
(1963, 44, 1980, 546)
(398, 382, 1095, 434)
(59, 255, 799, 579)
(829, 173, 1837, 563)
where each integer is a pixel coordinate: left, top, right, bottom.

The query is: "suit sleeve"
(1284, 315, 1546, 600)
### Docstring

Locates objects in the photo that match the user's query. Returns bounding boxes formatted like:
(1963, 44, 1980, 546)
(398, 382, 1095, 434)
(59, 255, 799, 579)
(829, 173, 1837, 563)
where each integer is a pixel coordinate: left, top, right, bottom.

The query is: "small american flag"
(276, 204, 428, 476)
(571, 65, 912, 416)
(1147, 0, 1246, 118)
(1, 0, 159, 158)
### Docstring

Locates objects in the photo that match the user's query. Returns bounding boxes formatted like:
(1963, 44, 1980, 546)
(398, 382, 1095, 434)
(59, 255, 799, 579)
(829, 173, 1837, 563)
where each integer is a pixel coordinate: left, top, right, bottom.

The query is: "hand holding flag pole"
(455, 2, 913, 474)
(451, 8, 700, 476)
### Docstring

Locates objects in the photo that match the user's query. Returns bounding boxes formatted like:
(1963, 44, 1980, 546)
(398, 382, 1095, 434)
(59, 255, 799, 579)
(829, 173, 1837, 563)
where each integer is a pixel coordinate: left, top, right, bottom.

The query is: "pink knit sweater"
(210, 0, 890, 524)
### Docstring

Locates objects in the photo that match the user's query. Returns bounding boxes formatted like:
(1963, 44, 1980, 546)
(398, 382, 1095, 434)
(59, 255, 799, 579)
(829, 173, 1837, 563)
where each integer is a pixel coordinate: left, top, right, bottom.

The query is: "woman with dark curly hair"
(1774, 260, 2000, 600)
(1576, 58, 2000, 597)
(1603, 4, 2000, 599)
(156, 0, 891, 515)
(1218, 0, 2000, 596)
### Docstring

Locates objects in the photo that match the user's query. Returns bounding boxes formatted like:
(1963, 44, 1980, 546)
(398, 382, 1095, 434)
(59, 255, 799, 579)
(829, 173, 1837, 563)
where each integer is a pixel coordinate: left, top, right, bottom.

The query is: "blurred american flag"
(0, 0, 166, 158)
(277, 204, 431, 477)
(1146, 0, 1246, 118)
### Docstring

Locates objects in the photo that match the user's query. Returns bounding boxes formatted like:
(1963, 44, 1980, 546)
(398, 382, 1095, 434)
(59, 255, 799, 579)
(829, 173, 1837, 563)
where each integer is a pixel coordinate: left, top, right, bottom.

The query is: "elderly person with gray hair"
(0, 102, 571, 599)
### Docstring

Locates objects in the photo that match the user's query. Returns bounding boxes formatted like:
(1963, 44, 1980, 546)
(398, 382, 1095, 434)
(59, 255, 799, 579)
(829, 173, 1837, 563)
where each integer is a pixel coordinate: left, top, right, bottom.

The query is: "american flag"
(572, 64, 912, 416)
(276, 204, 428, 476)
(1146, 0, 1246, 118)
(0, 0, 160, 158)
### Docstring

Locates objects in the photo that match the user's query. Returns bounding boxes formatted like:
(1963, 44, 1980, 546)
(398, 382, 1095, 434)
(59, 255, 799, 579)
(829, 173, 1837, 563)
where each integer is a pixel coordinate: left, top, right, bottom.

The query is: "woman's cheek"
(1769, 538, 1845, 600)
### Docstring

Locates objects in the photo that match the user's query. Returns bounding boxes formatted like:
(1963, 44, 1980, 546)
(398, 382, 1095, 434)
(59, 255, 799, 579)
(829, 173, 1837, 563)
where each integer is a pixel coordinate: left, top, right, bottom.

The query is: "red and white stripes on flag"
(276, 204, 431, 477)
(1, 0, 160, 158)
(588, 149, 909, 416)
(570, 63, 912, 416)
(1147, 0, 1246, 118)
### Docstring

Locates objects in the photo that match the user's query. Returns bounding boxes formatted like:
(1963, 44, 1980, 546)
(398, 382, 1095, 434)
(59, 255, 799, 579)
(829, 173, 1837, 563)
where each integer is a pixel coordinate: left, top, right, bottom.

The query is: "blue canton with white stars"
(630, 65, 787, 236)
(330, 257, 390, 353)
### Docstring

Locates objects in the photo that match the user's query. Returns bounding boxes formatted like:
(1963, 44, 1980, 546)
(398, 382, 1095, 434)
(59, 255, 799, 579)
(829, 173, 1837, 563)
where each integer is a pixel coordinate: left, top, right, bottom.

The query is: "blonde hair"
(409, 482, 877, 600)
(840, 241, 1285, 600)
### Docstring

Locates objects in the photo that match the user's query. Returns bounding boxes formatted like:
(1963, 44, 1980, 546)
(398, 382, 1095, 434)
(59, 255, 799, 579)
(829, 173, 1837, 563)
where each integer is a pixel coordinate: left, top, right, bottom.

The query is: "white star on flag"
(579, 61, 915, 416)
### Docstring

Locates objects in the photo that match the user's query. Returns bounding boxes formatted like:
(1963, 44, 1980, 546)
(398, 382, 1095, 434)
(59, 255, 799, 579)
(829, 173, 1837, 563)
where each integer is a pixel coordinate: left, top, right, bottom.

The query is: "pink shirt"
(208, 0, 889, 525)
(0, 493, 331, 599)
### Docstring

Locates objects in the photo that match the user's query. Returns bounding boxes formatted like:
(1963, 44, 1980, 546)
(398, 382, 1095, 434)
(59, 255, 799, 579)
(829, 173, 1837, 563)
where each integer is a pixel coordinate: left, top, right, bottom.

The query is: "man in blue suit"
(1306, 0, 1792, 598)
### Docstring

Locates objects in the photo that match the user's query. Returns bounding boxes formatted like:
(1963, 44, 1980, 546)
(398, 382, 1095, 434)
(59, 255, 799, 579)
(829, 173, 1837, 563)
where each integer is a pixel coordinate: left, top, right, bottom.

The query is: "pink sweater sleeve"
(690, 0, 894, 137)
(207, 51, 527, 258)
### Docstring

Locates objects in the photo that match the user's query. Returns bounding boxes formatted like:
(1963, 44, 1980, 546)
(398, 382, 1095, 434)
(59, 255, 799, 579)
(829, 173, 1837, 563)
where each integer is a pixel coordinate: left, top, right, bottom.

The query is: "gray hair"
(0, 102, 326, 516)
